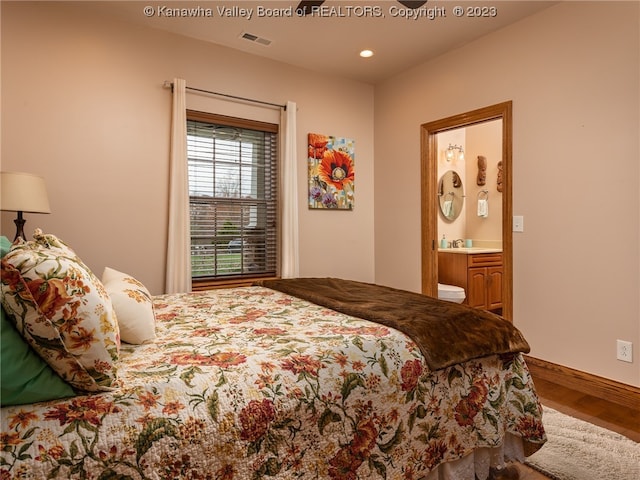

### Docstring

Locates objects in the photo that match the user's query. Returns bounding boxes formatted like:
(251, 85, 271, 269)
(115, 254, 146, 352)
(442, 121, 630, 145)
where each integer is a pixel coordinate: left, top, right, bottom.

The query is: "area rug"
(525, 406, 640, 480)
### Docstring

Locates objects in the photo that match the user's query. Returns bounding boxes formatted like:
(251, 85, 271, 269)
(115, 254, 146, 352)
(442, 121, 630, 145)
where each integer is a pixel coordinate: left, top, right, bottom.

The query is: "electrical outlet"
(513, 215, 524, 232)
(616, 340, 633, 363)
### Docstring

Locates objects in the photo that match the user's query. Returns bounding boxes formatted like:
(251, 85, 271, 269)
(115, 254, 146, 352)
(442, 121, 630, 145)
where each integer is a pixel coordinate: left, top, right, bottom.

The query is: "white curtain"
(165, 78, 192, 293)
(280, 101, 299, 278)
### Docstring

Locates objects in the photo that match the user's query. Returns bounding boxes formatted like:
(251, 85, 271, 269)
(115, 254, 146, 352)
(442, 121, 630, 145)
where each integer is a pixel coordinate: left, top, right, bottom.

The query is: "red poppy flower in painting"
(308, 133, 329, 159)
(318, 150, 355, 191)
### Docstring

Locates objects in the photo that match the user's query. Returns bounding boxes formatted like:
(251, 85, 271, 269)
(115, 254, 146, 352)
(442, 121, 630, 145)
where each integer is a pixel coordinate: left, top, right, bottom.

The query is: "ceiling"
(86, 1, 557, 84)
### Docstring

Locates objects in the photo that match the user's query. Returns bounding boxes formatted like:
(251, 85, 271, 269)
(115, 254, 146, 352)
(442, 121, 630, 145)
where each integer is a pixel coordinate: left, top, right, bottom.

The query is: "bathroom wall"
(437, 121, 502, 247)
(437, 129, 466, 243)
(465, 120, 502, 244)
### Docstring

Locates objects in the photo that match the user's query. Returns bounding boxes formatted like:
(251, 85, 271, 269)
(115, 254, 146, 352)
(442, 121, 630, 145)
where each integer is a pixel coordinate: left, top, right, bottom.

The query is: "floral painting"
(308, 133, 355, 209)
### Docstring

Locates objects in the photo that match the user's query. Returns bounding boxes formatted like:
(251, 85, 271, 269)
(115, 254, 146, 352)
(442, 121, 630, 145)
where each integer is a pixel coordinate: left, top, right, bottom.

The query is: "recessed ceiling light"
(359, 49, 374, 58)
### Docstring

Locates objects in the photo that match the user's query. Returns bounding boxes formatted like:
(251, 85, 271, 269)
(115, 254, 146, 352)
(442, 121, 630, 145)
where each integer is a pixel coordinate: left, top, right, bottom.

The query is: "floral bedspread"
(1, 286, 546, 479)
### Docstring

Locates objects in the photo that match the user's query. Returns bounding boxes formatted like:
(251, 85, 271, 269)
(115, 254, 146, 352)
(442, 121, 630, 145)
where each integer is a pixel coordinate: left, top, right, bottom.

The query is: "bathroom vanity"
(438, 248, 503, 313)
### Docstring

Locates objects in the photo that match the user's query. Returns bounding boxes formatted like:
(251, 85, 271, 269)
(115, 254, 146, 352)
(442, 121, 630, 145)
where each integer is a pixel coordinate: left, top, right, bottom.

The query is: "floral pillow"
(0, 230, 120, 392)
(101, 267, 156, 344)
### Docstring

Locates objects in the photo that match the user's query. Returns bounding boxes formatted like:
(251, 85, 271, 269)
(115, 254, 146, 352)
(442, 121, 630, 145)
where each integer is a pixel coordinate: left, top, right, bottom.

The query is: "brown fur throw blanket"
(256, 277, 530, 371)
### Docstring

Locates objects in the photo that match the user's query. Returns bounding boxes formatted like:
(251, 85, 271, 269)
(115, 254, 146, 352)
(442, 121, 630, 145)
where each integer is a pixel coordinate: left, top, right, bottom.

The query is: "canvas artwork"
(308, 133, 355, 210)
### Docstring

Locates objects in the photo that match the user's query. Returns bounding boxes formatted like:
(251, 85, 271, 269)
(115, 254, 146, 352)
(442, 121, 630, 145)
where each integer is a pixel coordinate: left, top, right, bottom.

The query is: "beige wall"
(0, 2, 375, 294)
(374, 1, 639, 386)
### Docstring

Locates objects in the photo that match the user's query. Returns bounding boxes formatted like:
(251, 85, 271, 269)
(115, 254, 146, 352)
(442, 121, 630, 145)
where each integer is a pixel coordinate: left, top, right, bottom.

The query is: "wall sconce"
(1, 171, 51, 241)
(446, 144, 465, 162)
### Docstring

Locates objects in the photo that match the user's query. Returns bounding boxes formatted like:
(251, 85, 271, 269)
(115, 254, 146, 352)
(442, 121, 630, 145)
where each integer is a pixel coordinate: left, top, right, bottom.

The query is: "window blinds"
(187, 113, 278, 280)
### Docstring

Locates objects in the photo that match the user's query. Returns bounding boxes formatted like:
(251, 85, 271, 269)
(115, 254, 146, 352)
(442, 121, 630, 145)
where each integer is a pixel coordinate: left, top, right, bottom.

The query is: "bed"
(1, 233, 546, 480)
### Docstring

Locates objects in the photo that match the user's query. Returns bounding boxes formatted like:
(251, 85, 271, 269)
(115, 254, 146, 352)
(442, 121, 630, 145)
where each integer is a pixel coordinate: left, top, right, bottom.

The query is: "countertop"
(438, 247, 502, 254)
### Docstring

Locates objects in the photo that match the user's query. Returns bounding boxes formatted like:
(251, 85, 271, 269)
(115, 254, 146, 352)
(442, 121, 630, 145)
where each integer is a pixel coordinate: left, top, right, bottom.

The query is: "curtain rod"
(163, 81, 286, 110)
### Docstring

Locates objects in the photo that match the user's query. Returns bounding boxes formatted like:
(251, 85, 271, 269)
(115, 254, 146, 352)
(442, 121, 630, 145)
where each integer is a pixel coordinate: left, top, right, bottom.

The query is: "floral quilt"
(1, 286, 546, 480)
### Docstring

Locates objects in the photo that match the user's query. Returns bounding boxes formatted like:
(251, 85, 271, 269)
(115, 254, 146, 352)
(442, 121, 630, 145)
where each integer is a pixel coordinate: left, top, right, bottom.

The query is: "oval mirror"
(438, 170, 464, 221)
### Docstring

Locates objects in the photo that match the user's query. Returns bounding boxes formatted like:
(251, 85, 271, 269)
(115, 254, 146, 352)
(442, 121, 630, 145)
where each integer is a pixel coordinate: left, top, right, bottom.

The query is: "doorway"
(420, 102, 513, 320)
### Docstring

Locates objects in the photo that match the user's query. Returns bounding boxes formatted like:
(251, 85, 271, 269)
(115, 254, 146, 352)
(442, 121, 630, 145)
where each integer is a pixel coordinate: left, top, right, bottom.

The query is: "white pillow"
(102, 267, 156, 344)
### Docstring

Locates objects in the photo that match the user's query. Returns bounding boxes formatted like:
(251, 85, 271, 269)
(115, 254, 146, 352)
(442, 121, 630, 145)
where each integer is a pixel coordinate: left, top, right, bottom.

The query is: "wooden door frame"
(420, 101, 513, 320)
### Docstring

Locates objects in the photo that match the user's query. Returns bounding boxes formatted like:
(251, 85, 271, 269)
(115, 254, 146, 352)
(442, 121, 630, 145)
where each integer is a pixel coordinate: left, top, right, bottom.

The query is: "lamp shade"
(1, 172, 51, 214)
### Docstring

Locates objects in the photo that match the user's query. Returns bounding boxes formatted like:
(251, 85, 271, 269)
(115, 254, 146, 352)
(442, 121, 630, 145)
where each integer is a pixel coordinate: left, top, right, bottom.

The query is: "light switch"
(513, 215, 524, 232)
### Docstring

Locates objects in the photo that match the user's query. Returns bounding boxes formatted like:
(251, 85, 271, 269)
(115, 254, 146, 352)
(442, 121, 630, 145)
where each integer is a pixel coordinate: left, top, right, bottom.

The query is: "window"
(187, 110, 278, 285)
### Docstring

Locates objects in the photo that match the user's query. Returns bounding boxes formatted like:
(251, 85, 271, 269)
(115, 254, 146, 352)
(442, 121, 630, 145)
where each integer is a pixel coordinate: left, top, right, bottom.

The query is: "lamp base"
(13, 211, 26, 242)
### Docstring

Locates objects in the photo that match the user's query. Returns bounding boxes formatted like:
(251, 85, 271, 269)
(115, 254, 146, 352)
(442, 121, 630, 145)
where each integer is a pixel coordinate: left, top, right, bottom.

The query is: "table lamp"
(1, 171, 51, 241)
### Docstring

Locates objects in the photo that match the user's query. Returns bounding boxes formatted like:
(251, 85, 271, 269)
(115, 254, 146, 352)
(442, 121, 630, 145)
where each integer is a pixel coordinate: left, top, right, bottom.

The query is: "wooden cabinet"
(438, 251, 503, 312)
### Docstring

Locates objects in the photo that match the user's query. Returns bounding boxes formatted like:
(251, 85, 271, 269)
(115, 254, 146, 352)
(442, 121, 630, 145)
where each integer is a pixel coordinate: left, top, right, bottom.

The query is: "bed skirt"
(426, 433, 525, 480)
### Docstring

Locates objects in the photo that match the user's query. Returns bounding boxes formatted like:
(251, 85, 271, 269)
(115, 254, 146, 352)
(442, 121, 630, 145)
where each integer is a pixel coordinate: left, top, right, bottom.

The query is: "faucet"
(452, 239, 464, 248)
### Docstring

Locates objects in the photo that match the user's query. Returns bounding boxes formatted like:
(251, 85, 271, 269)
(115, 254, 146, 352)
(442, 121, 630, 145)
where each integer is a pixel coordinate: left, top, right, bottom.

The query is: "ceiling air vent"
(240, 32, 272, 46)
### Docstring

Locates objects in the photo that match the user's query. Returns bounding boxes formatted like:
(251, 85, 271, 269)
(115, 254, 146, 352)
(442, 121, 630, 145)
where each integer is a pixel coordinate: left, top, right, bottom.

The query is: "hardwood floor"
(505, 374, 640, 479)
(532, 377, 640, 442)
